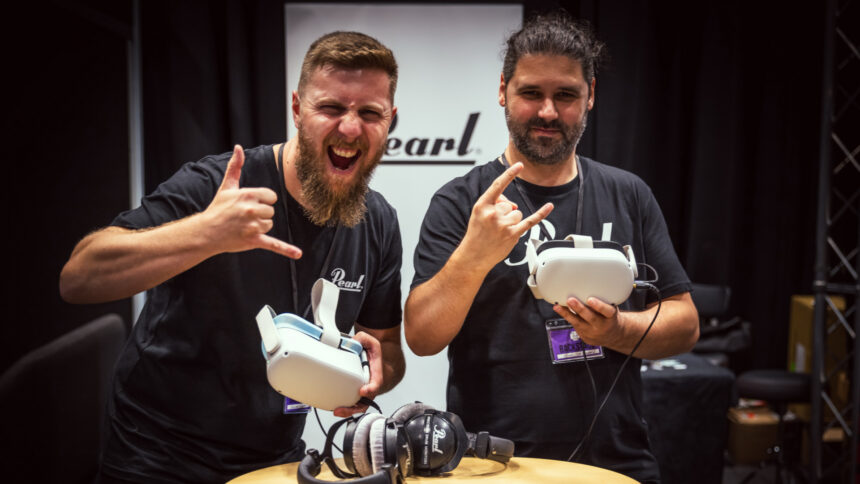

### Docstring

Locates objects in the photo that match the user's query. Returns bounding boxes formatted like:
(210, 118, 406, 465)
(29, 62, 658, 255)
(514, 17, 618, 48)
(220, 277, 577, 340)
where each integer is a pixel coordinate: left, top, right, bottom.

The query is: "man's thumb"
(219, 145, 245, 190)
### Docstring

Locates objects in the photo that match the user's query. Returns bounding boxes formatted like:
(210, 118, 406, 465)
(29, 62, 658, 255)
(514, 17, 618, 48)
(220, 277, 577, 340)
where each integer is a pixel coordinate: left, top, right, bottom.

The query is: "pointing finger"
(256, 234, 302, 259)
(220, 145, 245, 191)
(478, 162, 523, 206)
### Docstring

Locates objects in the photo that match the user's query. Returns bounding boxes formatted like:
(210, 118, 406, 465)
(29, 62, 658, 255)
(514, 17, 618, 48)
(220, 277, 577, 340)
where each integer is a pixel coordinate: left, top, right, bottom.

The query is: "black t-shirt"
(411, 157, 690, 482)
(103, 144, 402, 483)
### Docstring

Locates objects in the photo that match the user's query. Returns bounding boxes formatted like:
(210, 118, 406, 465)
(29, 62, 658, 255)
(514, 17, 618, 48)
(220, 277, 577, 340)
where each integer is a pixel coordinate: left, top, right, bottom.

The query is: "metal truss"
(812, 0, 860, 481)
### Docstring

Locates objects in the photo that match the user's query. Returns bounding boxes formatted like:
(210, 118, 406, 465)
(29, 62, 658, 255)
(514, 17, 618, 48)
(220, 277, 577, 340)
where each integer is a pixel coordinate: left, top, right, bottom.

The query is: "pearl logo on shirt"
(330, 268, 365, 292)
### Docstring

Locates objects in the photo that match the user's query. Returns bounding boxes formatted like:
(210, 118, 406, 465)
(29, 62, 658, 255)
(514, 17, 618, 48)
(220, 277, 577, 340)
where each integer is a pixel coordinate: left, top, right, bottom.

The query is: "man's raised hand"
(460, 162, 554, 270)
(202, 145, 302, 259)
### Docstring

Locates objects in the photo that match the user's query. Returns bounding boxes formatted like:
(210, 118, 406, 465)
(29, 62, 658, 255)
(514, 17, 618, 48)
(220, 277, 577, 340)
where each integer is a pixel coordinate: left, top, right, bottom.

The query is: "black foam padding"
(536, 239, 625, 255)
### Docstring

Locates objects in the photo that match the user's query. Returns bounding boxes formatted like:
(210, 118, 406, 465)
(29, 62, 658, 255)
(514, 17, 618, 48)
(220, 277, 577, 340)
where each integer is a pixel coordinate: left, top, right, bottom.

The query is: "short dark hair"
(502, 12, 606, 86)
(298, 31, 398, 101)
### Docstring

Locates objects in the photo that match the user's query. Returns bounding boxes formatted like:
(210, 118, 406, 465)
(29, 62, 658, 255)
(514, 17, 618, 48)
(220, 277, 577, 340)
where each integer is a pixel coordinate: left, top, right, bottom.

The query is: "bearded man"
(60, 31, 405, 483)
(404, 13, 698, 483)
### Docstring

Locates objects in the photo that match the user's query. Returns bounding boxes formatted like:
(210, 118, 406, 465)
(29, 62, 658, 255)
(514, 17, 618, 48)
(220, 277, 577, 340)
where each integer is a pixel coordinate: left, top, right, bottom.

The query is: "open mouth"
(328, 146, 361, 171)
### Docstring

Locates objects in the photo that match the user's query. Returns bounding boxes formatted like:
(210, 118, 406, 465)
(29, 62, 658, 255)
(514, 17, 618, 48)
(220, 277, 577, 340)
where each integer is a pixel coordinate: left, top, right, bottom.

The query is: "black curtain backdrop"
(4, 1, 133, 372)
(582, 0, 821, 371)
(6, 0, 823, 373)
(141, 0, 288, 191)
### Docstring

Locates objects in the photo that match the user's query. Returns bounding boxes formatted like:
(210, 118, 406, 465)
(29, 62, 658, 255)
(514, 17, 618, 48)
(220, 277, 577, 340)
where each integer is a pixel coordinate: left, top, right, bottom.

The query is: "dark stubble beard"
(295, 129, 383, 227)
(504, 103, 588, 165)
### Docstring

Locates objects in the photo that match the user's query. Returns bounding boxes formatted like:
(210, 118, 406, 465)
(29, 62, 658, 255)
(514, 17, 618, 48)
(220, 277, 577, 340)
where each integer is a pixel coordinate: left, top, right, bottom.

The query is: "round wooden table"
(228, 456, 637, 483)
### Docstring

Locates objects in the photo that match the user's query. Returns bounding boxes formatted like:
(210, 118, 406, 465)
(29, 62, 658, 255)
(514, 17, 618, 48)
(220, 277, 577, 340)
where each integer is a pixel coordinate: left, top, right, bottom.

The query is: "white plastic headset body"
(526, 233, 638, 306)
(256, 278, 369, 411)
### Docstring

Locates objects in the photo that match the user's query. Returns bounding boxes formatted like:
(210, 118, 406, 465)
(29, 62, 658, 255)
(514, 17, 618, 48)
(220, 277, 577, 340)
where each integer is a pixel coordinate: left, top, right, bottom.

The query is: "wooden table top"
(228, 456, 637, 483)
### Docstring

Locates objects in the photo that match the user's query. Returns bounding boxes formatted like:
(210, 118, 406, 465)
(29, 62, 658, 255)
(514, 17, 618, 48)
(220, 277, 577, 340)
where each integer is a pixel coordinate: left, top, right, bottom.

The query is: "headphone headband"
(466, 431, 515, 463)
(298, 450, 402, 484)
(322, 416, 361, 479)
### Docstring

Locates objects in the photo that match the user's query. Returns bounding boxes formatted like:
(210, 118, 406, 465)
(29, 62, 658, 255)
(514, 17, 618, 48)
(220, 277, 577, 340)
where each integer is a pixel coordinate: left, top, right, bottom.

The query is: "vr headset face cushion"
(349, 413, 385, 477)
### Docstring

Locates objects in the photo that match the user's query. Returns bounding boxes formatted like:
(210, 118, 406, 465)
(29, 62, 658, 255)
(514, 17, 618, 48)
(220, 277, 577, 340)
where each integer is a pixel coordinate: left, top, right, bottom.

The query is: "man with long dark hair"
(405, 13, 698, 483)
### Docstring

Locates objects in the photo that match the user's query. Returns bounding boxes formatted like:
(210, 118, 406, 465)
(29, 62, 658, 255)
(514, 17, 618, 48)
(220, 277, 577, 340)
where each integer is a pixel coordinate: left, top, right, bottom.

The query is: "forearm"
(378, 338, 405, 394)
(60, 215, 217, 304)
(610, 294, 699, 360)
(405, 163, 553, 356)
(404, 247, 492, 356)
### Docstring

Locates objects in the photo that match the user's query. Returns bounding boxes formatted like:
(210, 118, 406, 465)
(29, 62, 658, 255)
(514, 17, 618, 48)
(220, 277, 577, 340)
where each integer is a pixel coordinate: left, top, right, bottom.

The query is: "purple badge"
(546, 318, 605, 364)
(283, 396, 311, 414)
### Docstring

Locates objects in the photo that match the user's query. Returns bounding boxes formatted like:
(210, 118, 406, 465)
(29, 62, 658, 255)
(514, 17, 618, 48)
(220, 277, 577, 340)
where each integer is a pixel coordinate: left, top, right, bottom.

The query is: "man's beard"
(295, 130, 383, 227)
(505, 104, 588, 165)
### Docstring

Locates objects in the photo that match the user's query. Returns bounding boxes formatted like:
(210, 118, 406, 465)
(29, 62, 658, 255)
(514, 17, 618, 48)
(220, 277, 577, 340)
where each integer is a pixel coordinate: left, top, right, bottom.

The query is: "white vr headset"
(526, 231, 639, 306)
(256, 278, 369, 411)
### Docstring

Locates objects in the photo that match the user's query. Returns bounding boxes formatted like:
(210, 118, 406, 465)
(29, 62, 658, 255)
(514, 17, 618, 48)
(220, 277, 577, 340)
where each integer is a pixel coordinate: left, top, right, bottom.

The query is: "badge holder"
(545, 318, 605, 364)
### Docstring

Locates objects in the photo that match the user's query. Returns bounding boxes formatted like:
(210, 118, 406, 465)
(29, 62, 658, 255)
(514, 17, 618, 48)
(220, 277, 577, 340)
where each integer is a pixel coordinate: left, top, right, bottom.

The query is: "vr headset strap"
(564, 233, 593, 248)
(625, 245, 639, 278)
(526, 238, 542, 299)
(255, 305, 281, 355)
(311, 278, 341, 348)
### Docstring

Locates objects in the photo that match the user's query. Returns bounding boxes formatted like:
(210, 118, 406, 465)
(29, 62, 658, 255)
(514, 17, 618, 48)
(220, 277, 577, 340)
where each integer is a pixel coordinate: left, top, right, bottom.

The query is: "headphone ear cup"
(368, 418, 413, 479)
(368, 418, 389, 474)
(348, 413, 385, 477)
(390, 402, 436, 425)
(405, 410, 469, 476)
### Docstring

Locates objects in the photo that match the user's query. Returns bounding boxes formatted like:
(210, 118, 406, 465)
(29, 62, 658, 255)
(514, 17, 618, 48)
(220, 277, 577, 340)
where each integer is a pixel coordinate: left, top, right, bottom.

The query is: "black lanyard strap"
(276, 143, 340, 319)
(498, 152, 585, 239)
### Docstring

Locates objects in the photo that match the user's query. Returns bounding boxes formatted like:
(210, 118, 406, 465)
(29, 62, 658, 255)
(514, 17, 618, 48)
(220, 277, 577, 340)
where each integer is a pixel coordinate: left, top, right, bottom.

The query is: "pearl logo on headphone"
(432, 425, 446, 455)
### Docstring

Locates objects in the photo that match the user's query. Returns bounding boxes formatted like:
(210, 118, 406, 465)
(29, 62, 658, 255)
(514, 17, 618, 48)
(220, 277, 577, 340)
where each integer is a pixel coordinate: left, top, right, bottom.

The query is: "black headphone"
(297, 402, 515, 484)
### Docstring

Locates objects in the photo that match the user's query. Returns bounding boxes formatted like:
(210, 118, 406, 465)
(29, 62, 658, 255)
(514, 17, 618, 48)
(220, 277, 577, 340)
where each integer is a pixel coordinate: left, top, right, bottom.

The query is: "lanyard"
(498, 152, 585, 239)
(276, 143, 340, 319)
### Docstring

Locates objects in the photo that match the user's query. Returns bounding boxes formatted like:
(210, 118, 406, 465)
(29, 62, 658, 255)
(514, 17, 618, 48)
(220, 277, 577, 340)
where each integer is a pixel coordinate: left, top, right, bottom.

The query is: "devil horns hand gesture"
(459, 162, 554, 271)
